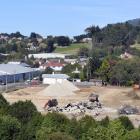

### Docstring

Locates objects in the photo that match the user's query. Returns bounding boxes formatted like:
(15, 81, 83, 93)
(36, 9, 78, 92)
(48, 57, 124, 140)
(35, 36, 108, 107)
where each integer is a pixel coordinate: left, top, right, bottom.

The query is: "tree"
(47, 37, 54, 52)
(9, 101, 38, 124)
(0, 94, 9, 115)
(37, 132, 75, 140)
(42, 67, 53, 74)
(0, 115, 21, 140)
(122, 129, 140, 140)
(36, 113, 70, 139)
(118, 116, 134, 131)
(0, 94, 9, 109)
(98, 59, 110, 82)
(78, 47, 89, 57)
(100, 116, 110, 127)
(106, 119, 127, 140)
(55, 36, 71, 46)
(19, 113, 43, 140)
(84, 126, 108, 140)
(85, 26, 100, 50)
(79, 116, 97, 134)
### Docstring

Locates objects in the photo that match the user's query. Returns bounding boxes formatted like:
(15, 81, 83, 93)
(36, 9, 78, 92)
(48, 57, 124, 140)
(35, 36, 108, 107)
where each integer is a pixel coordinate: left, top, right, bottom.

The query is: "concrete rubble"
(118, 105, 140, 115)
(44, 93, 104, 117)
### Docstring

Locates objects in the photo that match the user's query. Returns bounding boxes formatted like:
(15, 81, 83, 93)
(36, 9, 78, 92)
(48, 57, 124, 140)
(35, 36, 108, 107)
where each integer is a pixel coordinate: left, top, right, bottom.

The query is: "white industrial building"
(28, 53, 71, 59)
(42, 74, 69, 85)
(0, 64, 39, 83)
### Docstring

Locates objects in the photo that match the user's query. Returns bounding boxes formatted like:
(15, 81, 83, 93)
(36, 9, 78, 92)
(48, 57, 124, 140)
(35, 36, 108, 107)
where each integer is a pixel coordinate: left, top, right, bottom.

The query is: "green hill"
(54, 43, 91, 54)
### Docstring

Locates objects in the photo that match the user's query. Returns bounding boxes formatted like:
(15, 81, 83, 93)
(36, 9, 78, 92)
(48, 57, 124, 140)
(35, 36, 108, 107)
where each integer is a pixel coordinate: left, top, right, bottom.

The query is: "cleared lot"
(2, 85, 140, 127)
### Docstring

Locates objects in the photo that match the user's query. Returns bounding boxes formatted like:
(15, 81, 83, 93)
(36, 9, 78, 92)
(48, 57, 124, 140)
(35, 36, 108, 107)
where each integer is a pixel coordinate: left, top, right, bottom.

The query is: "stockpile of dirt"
(127, 90, 140, 100)
(39, 80, 79, 97)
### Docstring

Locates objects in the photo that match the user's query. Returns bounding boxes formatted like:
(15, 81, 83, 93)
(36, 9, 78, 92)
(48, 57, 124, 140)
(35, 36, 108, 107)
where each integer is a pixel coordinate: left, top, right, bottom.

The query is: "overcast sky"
(0, 0, 139, 37)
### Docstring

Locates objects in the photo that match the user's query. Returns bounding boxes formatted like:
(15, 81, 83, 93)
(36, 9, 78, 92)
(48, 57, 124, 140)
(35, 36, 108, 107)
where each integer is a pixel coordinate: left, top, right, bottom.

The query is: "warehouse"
(28, 53, 71, 59)
(42, 74, 69, 85)
(0, 64, 39, 83)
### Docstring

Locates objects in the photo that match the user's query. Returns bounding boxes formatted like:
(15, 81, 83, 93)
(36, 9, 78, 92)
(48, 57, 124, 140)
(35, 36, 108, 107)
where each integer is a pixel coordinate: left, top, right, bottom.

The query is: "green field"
(131, 43, 140, 50)
(54, 43, 91, 54)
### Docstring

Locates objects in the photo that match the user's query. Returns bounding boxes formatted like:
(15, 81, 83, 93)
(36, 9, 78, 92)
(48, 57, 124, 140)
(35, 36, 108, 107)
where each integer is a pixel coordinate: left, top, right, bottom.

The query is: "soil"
(2, 85, 140, 127)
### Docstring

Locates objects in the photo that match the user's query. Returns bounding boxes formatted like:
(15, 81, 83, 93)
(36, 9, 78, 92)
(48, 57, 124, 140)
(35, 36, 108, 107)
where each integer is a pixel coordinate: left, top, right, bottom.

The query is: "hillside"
(127, 18, 140, 26)
(54, 43, 91, 54)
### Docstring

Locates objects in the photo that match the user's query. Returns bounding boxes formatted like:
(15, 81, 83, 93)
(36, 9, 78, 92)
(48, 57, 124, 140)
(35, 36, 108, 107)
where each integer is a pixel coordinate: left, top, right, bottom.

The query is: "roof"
(42, 74, 69, 79)
(0, 64, 37, 76)
(28, 53, 71, 59)
(43, 61, 64, 67)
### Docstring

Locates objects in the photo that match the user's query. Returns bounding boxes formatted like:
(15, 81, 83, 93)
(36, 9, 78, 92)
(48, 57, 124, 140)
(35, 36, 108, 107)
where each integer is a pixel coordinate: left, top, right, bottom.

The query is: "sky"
(0, 0, 139, 37)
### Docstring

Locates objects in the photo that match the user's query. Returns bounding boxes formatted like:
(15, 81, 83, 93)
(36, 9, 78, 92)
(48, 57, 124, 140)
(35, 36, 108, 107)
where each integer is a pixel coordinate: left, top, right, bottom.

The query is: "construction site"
(2, 81, 140, 127)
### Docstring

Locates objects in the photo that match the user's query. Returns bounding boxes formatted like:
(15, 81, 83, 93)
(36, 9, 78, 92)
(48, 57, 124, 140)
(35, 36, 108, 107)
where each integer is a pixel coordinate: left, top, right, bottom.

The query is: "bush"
(118, 116, 134, 130)
(0, 115, 21, 140)
(47, 132, 75, 140)
(9, 100, 38, 124)
(0, 94, 9, 109)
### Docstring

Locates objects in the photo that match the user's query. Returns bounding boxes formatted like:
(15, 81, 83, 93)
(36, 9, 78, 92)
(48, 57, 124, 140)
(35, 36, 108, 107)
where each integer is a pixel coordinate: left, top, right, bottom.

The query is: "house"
(40, 61, 65, 71)
(0, 64, 39, 83)
(42, 74, 69, 85)
(82, 38, 92, 43)
(64, 59, 77, 65)
(120, 52, 133, 59)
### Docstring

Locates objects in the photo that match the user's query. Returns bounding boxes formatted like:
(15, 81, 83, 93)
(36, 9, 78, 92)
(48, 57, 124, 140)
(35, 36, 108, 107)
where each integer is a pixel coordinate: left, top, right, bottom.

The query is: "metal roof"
(0, 64, 37, 75)
(42, 74, 69, 79)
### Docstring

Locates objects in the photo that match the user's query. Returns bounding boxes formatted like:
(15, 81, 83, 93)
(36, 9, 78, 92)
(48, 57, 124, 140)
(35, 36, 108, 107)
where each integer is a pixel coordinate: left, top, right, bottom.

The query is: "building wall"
(0, 71, 39, 83)
(43, 78, 67, 85)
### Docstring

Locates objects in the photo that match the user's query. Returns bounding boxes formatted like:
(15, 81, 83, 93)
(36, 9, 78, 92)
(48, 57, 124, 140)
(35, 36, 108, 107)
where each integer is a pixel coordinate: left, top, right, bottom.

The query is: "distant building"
(0, 64, 39, 83)
(28, 53, 71, 59)
(82, 38, 92, 43)
(64, 59, 78, 65)
(40, 61, 65, 71)
(8, 61, 30, 67)
(120, 52, 133, 59)
(42, 74, 69, 85)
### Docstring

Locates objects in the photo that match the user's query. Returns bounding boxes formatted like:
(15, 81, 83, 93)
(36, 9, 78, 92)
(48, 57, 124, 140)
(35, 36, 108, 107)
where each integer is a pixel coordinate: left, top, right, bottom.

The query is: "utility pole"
(5, 73, 8, 92)
(14, 70, 16, 86)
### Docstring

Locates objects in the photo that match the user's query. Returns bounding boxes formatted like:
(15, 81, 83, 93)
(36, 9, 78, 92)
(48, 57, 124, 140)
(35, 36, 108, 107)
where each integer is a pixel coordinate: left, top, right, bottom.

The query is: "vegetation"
(54, 43, 90, 54)
(0, 94, 140, 140)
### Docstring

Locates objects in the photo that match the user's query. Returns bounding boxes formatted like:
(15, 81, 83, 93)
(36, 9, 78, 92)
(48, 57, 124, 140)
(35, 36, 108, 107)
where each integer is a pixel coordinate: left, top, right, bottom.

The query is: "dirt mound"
(39, 81, 79, 97)
(127, 90, 140, 100)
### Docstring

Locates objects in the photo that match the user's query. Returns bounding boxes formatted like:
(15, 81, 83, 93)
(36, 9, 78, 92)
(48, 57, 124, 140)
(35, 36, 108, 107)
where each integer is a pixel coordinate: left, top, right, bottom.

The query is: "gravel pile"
(39, 80, 79, 97)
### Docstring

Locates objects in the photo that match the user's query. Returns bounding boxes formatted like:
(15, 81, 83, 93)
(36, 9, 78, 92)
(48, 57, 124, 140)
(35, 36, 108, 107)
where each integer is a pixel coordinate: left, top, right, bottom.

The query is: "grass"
(131, 43, 140, 50)
(54, 43, 91, 54)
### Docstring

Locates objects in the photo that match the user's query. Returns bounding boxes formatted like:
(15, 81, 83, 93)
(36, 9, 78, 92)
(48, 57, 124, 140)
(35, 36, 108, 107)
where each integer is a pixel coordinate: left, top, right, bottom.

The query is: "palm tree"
(85, 26, 100, 50)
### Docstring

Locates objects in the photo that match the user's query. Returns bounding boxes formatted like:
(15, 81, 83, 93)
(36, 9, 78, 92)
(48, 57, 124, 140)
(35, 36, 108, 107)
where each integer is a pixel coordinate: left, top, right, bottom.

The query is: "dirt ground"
(2, 85, 140, 127)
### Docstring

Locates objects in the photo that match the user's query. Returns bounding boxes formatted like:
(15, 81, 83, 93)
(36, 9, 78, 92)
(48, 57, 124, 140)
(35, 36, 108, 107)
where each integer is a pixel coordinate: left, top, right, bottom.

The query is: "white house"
(42, 74, 69, 85)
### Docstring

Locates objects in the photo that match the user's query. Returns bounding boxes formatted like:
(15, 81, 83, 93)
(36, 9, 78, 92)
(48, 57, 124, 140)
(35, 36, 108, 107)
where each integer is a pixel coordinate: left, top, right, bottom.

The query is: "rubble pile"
(118, 105, 139, 115)
(45, 93, 103, 116)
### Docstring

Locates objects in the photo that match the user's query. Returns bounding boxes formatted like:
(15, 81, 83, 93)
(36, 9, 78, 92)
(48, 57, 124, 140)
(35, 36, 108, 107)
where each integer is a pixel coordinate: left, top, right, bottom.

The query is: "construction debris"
(45, 93, 102, 116)
(44, 99, 58, 109)
(88, 93, 99, 102)
(118, 105, 139, 115)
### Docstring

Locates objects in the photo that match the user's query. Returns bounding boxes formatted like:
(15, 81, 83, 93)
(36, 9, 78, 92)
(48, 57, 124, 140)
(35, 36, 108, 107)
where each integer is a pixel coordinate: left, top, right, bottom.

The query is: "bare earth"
(2, 85, 140, 127)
